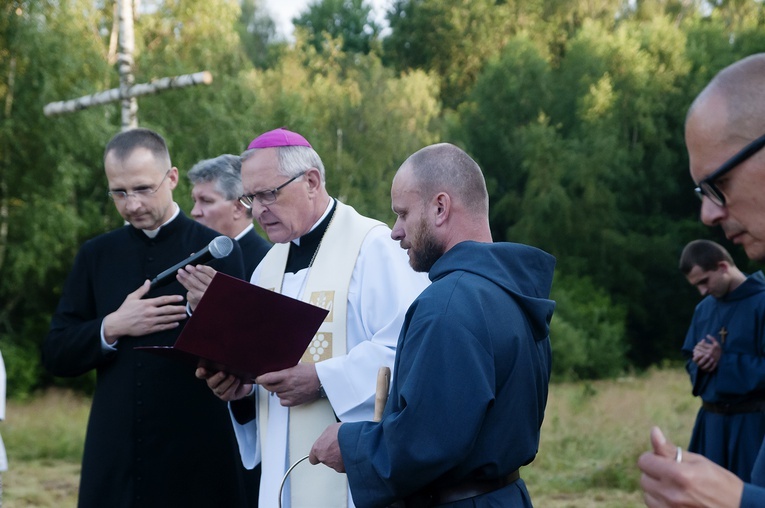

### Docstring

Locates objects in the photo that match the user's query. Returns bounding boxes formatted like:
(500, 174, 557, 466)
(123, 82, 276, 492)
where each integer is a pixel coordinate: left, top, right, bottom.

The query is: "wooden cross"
(718, 326, 728, 344)
(42, 0, 212, 131)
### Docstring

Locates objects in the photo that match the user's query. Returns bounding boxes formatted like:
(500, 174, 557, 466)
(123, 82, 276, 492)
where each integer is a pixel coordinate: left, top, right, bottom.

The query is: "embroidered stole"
(256, 201, 384, 507)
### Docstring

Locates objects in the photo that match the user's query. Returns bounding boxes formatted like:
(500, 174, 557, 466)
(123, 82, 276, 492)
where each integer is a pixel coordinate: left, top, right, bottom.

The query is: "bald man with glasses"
(639, 54, 765, 508)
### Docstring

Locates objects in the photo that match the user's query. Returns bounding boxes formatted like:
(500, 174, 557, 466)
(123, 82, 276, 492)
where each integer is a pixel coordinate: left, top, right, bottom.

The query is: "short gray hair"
(187, 154, 243, 201)
(241, 146, 326, 184)
(404, 143, 488, 216)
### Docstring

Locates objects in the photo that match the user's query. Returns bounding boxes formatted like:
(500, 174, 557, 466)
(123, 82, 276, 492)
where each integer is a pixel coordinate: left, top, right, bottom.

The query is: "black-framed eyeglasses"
(694, 133, 765, 207)
(108, 169, 171, 202)
(239, 171, 305, 209)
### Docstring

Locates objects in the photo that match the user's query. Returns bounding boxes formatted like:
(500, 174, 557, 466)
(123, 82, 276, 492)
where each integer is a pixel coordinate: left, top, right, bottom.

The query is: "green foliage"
(234, 35, 441, 222)
(549, 275, 628, 381)
(1, 1, 116, 397)
(293, 0, 382, 55)
(1, 336, 41, 401)
(2, 0, 765, 393)
(384, 0, 517, 108)
(237, 0, 283, 69)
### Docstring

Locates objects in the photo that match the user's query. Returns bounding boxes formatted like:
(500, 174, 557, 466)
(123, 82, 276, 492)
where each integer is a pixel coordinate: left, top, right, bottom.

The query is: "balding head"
(686, 53, 765, 262)
(390, 143, 492, 271)
(401, 143, 489, 217)
(688, 53, 765, 145)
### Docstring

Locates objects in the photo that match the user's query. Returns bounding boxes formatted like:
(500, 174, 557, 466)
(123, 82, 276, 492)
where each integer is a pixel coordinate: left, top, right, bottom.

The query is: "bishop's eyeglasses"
(108, 170, 171, 202)
(694, 133, 765, 207)
(239, 171, 306, 209)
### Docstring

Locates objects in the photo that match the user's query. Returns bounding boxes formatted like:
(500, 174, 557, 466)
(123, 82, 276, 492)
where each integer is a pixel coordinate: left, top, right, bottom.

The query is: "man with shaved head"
(309, 143, 556, 507)
(638, 54, 765, 507)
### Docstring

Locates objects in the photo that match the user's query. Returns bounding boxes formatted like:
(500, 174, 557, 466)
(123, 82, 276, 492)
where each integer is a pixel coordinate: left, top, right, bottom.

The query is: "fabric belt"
(401, 470, 520, 507)
(702, 399, 765, 414)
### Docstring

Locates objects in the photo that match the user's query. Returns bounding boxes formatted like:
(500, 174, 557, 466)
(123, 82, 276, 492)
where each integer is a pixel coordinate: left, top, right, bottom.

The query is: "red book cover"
(137, 272, 328, 380)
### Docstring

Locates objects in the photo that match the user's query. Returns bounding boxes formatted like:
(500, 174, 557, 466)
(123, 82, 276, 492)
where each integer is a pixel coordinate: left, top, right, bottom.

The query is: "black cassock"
(43, 212, 253, 508)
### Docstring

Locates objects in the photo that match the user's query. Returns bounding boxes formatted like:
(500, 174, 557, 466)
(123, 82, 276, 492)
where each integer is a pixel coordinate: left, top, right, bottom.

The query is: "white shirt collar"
(234, 222, 255, 241)
(142, 203, 180, 238)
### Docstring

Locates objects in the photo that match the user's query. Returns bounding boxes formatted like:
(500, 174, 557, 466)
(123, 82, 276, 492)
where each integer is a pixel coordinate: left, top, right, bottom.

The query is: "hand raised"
(638, 427, 743, 507)
(177, 265, 217, 312)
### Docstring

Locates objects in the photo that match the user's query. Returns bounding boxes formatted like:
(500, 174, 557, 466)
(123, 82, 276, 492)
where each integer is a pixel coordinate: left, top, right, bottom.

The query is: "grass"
(0, 368, 697, 507)
(526, 367, 697, 507)
(3, 388, 89, 507)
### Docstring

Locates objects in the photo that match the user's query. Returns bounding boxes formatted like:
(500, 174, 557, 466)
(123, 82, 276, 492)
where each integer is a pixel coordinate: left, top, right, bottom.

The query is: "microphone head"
(209, 236, 234, 259)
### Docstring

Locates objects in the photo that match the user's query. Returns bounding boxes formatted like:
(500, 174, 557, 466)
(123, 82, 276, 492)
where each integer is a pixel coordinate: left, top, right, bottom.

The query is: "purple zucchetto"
(247, 128, 312, 150)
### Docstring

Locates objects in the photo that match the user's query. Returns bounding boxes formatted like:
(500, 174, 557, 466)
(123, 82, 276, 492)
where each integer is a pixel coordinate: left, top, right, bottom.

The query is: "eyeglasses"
(108, 170, 171, 202)
(694, 133, 765, 207)
(239, 172, 305, 209)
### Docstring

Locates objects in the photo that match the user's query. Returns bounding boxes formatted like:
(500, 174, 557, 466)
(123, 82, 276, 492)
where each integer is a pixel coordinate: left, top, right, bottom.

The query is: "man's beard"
(410, 218, 444, 273)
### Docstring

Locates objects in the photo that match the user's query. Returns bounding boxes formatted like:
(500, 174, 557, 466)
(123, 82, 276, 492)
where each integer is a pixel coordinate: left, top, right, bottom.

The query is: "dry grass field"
(0, 367, 697, 507)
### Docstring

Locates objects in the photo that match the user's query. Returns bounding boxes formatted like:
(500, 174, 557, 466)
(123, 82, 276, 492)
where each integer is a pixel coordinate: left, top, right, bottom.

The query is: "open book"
(136, 272, 329, 380)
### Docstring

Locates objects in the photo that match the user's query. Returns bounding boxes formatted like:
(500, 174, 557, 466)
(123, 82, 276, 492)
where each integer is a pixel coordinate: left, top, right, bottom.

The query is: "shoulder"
(80, 226, 132, 253)
(336, 201, 385, 229)
(240, 228, 270, 248)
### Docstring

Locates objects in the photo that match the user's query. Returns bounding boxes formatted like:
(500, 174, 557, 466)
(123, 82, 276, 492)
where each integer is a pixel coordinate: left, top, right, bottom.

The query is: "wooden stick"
(374, 366, 391, 422)
(43, 71, 213, 117)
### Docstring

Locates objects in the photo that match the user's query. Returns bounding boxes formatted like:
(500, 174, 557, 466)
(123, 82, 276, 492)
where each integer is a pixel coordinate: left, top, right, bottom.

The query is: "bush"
(550, 274, 628, 381)
(1, 336, 43, 401)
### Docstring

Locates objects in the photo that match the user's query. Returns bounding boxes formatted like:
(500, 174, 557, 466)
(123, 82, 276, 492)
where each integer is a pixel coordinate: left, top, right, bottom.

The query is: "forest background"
(2, 0, 765, 398)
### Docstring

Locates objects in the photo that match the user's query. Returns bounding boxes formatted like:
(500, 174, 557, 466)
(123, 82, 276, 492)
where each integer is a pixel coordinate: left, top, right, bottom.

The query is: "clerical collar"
(142, 203, 180, 238)
(292, 198, 334, 247)
(285, 199, 336, 274)
(234, 222, 255, 241)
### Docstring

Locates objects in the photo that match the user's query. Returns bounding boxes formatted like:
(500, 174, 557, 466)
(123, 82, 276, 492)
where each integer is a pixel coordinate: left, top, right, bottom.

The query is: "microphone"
(149, 236, 234, 289)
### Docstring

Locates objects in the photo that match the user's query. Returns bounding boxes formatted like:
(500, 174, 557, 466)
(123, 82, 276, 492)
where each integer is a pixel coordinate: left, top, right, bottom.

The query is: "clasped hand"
(692, 335, 722, 372)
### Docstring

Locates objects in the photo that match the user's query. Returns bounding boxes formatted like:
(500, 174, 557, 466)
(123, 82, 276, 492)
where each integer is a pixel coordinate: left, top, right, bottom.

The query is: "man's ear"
(433, 192, 451, 227)
(717, 261, 730, 274)
(233, 200, 249, 220)
(304, 167, 323, 193)
(167, 167, 180, 190)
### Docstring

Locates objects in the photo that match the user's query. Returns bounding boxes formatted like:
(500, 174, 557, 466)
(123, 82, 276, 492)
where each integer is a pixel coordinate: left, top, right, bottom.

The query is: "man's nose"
(124, 195, 143, 211)
(391, 221, 403, 242)
(699, 196, 726, 226)
(250, 200, 269, 217)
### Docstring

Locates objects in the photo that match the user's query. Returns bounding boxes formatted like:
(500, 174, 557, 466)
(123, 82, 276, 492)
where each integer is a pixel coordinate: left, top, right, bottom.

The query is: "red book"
(137, 272, 328, 380)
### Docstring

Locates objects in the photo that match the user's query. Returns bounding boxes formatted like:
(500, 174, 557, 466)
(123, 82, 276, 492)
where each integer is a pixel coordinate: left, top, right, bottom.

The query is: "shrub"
(550, 274, 628, 381)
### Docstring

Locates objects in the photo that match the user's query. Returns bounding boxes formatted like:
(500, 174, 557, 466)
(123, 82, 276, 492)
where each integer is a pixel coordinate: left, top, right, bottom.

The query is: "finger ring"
(675, 446, 683, 463)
